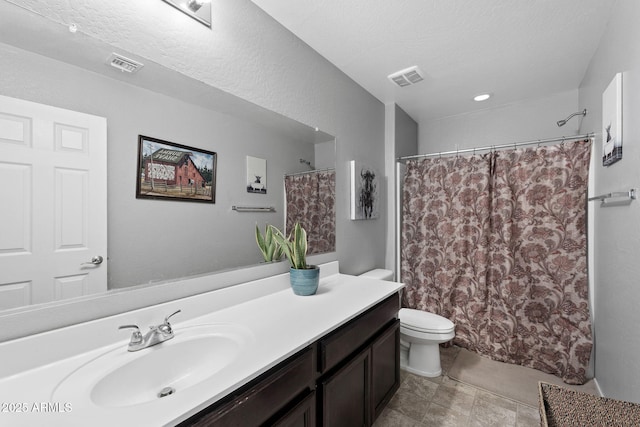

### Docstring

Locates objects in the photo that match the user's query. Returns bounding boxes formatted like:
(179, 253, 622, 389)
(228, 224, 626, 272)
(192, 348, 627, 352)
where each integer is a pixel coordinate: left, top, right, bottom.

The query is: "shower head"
(299, 158, 314, 169)
(557, 109, 587, 127)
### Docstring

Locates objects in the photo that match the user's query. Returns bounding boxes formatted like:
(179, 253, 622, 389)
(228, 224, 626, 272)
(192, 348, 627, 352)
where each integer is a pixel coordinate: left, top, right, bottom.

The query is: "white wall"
(578, 0, 640, 403)
(419, 90, 580, 153)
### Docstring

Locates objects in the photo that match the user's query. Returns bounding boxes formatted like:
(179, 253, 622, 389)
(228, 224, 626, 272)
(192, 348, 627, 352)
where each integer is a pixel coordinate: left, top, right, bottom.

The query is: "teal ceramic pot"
(289, 266, 319, 296)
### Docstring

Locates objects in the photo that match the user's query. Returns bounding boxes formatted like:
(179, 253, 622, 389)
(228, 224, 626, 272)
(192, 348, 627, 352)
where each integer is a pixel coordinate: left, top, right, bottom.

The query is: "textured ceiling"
(250, 0, 616, 123)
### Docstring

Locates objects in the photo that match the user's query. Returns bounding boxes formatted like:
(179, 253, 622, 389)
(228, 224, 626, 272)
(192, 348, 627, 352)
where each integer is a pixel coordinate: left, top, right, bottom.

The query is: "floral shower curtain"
(285, 170, 336, 255)
(401, 140, 592, 384)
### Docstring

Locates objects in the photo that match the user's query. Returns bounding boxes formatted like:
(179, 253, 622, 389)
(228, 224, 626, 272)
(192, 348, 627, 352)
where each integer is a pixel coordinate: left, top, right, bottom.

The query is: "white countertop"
(0, 262, 403, 426)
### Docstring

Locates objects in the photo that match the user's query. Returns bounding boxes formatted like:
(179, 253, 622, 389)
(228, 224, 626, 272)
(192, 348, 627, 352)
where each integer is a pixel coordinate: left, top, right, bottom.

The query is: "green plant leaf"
(255, 223, 283, 262)
(269, 223, 308, 269)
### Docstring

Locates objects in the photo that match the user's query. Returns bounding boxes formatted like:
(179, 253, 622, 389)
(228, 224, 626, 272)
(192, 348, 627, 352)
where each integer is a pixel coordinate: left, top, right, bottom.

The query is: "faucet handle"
(160, 309, 181, 335)
(164, 309, 181, 326)
(119, 324, 143, 344)
(164, 309, 181, 324)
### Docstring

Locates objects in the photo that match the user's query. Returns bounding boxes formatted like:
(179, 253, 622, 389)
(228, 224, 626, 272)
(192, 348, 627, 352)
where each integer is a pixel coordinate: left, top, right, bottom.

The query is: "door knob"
(82, 255, 104, 266)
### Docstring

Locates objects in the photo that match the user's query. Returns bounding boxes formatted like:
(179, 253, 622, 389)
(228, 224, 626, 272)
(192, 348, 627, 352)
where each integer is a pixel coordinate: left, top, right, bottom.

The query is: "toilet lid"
(399, 308, 455, 333)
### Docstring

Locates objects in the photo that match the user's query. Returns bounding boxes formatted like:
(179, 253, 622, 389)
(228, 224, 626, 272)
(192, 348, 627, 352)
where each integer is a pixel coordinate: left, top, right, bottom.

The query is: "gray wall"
(419, 90, 579, 152)
(578, 0, 640, 403)
(395, 105, 419, 159)
(4, 0, 387, 279)
(384, 104, 418, 275)
(0, 42, 314, 289)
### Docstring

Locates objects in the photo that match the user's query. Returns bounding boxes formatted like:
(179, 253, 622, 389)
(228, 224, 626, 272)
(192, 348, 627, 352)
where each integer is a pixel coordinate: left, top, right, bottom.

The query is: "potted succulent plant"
(271, 222, 319, 296)
(255, 223, 283, 263)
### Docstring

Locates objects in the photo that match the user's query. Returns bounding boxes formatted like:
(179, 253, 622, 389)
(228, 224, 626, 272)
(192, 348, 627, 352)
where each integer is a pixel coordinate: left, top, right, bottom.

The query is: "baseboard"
(592, 377, 604, 397)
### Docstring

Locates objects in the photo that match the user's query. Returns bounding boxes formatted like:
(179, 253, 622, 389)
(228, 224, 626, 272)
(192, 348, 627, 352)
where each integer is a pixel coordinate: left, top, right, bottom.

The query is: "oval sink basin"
(52, 323, 253, 408)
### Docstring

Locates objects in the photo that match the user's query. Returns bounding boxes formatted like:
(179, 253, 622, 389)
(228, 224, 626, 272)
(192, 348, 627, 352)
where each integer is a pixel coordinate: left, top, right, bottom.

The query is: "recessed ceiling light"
(473, 93, 491, 102)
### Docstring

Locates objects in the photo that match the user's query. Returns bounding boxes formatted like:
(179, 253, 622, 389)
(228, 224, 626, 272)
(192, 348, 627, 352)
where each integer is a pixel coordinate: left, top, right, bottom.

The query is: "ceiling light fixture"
(473, 93, 491, 102)
(186, 0, 211, 12)
(162, 0, 212, 27)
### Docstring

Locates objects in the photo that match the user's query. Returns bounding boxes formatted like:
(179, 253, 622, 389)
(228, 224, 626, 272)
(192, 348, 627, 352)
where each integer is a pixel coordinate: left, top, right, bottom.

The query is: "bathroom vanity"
(0, 262, 403, 426)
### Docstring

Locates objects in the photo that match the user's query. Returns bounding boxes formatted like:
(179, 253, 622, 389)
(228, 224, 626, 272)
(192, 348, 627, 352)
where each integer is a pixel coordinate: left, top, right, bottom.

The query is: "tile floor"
(374, 346, 541, 427)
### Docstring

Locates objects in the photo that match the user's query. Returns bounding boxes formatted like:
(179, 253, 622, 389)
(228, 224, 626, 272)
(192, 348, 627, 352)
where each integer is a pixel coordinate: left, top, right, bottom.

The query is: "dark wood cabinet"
(271, 390, 316, 427)
(319, 346, 371, 427)
(177, 294, 400, 427)
(317, 295, 400, 426)
(371, 320, 400, 420)
(178, 347, 315, 426)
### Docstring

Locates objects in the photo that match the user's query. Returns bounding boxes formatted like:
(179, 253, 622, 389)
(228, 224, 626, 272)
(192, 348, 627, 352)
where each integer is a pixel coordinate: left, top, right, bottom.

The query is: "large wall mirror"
(0, 3, 336, 324)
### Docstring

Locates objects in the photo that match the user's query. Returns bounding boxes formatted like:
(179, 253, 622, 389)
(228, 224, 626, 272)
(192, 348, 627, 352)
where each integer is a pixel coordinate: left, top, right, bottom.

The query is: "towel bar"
(232, 205, 275, 212)
(588, 189, 636, 205)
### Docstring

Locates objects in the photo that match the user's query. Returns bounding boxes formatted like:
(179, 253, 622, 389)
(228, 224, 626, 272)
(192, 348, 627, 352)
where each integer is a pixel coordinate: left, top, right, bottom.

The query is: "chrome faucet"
(119, 309, 181, 352)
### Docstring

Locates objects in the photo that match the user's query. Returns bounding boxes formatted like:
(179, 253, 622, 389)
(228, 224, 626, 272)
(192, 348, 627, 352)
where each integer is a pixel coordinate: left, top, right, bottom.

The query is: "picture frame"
(246, 156, 267, 194)
(602, 73, 623, 166)
(136, 135, 217, 203)
(349, 160, 379, 220)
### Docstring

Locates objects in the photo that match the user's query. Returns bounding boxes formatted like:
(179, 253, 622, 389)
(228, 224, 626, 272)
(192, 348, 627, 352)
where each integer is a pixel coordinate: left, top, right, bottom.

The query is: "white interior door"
(0, 95, 107, 309)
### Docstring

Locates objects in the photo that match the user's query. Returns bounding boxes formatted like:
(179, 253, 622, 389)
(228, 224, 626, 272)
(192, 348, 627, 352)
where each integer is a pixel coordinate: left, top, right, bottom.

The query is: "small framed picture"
(136, 135, 216, 203)
(350, 160, 379, 220)
(602, 73, 623, 166)
(246, 156, 267, 194)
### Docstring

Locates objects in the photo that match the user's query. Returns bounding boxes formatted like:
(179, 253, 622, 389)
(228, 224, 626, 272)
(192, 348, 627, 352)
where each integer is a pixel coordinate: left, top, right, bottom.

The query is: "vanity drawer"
(181, 346, 315, 426)
(318, 294, 399, 373)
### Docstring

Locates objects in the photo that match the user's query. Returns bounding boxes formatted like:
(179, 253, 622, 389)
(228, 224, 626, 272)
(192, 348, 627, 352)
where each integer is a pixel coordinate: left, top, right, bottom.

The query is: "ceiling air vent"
(388, 66, 424, 88)
(107, 53, 144, 74)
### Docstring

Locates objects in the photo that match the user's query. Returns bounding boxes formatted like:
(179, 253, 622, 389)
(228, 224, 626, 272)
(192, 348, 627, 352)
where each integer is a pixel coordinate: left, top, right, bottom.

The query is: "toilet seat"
(399, 308, 455, 334)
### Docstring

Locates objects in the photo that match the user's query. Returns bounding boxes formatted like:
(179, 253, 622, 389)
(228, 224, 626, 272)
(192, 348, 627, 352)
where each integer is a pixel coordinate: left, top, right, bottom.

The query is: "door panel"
(320, 348, 370, 427)
(0, 95, 107, 308)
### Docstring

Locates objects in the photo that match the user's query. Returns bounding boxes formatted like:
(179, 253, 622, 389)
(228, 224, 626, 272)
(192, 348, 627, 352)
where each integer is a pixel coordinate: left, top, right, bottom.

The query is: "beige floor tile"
(516, 404, 541, 427)
(422, 402, 470, 427)
(389, 347, 549, 427)
(401, 373, 440, 400)
(373, 407, 424, 427)
(387, 386, 432, 422)
(475, 390, 518, 412)
(431, 379, 477, 415)
(469, 403, 517, 426)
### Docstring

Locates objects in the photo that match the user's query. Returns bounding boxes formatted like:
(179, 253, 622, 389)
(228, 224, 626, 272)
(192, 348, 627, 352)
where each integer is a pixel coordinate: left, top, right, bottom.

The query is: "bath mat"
(447, 348, 599, 407)
(539, 381, 640, 426)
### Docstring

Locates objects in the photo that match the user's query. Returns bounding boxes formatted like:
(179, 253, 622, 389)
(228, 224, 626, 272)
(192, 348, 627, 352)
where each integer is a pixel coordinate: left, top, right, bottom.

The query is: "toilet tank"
(359, 269, 394, 281)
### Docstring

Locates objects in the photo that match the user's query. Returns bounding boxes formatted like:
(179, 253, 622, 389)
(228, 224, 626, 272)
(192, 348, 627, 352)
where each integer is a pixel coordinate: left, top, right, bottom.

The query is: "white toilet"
(359, 269, 455, 378)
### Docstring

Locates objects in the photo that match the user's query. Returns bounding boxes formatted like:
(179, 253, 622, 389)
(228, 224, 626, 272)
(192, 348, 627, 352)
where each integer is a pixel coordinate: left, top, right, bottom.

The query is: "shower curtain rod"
(397, 133, 594, 162)
(284, 167, 335, 177)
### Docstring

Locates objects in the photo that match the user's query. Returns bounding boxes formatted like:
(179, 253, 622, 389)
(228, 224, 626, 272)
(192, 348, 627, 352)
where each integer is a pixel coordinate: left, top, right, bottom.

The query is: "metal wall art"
(349, 160, 379, 220)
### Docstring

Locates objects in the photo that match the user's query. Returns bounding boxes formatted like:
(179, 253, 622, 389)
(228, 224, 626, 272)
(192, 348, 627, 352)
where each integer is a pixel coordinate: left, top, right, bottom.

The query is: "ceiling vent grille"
(388, 66, 424, 88)
(107, 53, 144, 73)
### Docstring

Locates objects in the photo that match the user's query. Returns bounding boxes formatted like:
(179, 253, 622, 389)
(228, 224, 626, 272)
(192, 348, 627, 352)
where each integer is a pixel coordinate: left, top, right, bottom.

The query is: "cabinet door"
(180, 347, 314, 426)
(271, 390, 316, 427)
(318, 295, 398, 373)
(319, 348, 370, 427)
(371, 320, 400, 421)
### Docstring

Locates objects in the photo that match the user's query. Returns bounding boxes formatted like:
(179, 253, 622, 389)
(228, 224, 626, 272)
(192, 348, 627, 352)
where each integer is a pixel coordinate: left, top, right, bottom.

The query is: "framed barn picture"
(136, 135, 217, 203)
